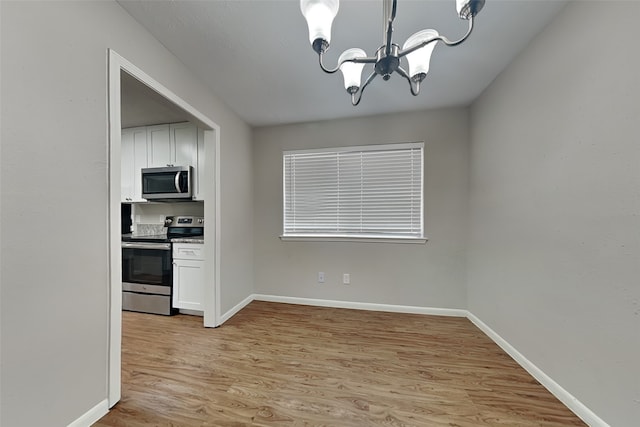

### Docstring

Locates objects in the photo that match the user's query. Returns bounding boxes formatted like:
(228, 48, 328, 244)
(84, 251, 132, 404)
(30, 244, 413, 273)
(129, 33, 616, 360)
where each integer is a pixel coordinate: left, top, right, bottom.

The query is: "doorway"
(107, 49, 221, 407)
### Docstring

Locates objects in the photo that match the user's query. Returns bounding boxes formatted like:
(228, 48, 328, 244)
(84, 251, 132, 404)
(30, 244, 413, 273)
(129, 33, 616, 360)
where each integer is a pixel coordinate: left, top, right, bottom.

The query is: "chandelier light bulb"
(456, 0, 469, 16)
(338, 48, 367, 92)
(300, 0, 339, 48)
(402, 29, 439, 81)
(456, 0, 485, 19)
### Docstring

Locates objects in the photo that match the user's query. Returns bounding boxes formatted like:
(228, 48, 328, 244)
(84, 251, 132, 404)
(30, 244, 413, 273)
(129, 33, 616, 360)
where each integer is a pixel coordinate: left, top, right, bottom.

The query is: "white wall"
(219, 123, 254, 314)
(467, 2, 640, 425)
(0, 1, 252, 425)
(253, 108, 469, 308)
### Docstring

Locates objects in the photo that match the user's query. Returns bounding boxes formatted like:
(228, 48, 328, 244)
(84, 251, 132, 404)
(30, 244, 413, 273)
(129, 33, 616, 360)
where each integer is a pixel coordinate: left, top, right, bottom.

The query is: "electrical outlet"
(318, 272, 325, 283)
(343, 273, 350, 285)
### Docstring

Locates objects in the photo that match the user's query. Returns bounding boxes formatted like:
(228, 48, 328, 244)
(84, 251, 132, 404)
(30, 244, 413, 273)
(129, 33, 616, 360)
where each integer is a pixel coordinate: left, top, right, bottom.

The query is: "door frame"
(107, 49, 221, 406)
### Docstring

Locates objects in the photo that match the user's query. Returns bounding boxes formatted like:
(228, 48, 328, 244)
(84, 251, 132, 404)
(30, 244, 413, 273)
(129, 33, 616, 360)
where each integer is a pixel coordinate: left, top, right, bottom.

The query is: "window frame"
(281, 142, 427, 244)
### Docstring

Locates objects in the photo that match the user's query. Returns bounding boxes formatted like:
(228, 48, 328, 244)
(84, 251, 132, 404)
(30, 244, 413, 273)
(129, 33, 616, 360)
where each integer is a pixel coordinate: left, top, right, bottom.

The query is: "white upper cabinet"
(146, 122, 198, 169)
(146, 124, 172, 168)
(122, 122, 204, 202)
(171, 122, 198, 168)
(121, 127, 148, 202)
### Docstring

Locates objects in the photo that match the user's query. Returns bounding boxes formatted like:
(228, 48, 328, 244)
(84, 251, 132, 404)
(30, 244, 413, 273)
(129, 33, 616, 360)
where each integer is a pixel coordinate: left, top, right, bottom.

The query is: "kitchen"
(120, 71, 212, 319)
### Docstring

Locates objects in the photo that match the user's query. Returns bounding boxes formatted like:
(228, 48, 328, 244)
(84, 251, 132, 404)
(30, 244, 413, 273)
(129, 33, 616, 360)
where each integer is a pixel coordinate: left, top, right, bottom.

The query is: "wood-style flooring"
(95, 301, 585, 426)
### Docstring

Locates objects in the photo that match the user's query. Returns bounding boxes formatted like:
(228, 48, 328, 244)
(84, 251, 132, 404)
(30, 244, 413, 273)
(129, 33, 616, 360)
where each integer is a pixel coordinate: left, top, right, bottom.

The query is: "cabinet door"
(121, 127, 147, 202)
(170, 122, 197, 167)
(172, 259, 205, 311)
(131, 128, 148, 202)
(146, 124, 172, 168)
(121, 129, 134, 202)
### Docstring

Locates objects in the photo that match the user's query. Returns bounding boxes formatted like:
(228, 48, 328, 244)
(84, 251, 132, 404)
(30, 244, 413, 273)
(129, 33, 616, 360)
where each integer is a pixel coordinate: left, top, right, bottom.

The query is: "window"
(282, 142, 425, 242)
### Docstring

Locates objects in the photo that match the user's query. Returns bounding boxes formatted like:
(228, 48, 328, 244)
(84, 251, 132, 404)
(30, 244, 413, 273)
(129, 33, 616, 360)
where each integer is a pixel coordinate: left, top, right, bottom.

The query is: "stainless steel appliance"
(141, 166, 193, 200)
(122, 216, 204, 315)
(122, 241, 173, 315)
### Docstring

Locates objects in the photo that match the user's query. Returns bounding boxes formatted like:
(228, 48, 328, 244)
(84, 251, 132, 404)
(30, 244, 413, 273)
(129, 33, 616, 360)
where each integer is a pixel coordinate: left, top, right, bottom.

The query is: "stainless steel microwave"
(141, 166, 192, 200)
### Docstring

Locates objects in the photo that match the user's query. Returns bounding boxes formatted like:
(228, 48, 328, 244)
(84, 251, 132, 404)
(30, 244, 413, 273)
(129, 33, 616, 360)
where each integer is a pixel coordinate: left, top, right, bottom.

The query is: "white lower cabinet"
(172, 243, 204, 311)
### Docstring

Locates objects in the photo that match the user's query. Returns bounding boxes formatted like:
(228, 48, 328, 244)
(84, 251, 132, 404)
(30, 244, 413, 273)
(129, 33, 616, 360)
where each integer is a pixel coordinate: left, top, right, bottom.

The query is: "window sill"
(280, 235, 428, 244)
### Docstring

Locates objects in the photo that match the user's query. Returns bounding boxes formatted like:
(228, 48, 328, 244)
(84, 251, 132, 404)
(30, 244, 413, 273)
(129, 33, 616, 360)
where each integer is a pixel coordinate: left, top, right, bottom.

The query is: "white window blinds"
(283, 143, 423, 239)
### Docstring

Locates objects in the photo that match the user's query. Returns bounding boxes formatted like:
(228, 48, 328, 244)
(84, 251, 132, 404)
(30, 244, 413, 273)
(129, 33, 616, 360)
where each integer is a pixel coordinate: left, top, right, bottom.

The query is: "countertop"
(171, 237, 204, 244)
(122, 234, 204, 244)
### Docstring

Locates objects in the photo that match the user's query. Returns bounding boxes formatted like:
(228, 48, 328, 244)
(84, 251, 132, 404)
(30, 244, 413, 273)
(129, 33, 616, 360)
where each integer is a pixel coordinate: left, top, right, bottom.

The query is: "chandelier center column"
(383, 0, 393, 40)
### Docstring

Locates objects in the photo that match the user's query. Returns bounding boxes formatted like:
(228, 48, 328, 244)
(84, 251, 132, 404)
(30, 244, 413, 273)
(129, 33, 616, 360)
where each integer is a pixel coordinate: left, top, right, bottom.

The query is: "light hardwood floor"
(95, 301, 585, 426)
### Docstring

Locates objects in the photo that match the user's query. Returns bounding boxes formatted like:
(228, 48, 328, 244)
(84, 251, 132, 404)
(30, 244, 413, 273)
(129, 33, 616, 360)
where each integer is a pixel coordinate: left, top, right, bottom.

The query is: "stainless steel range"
(121, 216, 203, 315)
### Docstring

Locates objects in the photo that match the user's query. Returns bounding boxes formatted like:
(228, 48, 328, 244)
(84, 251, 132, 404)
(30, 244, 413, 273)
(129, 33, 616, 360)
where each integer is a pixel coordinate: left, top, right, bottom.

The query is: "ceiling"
(117, 0, 568, 128)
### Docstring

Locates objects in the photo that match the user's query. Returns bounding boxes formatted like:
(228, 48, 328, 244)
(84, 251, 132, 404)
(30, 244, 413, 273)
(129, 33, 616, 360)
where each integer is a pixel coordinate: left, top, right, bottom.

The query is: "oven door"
(121, 242, 172, 286)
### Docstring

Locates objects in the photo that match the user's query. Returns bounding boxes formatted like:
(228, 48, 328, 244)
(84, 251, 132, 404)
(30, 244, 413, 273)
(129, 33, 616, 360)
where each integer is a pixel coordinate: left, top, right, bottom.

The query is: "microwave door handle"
(175, 171, 181, 193)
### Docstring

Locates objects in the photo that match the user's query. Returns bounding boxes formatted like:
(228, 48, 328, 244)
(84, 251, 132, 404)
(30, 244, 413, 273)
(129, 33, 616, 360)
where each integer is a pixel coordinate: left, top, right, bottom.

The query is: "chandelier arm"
(351, 71, 378, 106)
(351, 57, 378, 64)
(318, 52, 341, 74)
(396, 66, 421, 96)
(318, 52, 377, 74)
(398, 15, 474, 59)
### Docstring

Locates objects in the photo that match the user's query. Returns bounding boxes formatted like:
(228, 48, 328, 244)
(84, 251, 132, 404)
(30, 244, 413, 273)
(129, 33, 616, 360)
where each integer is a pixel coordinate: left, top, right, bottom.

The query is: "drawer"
(173, 243, 204, 260)
(123, 291, 172, 315)
(123, 282, 171, 296)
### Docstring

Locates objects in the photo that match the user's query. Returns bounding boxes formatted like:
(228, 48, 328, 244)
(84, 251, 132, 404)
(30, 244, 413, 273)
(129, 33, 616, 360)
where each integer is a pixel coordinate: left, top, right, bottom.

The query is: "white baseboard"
(466, 312, 609, 427)
(219, 293, 255, 325)
(252, 294, 467, 317)
(67, 398, 109, 427)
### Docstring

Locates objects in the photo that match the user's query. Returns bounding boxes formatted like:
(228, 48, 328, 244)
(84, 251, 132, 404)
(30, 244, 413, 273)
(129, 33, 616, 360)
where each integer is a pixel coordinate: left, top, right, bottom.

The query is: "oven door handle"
(121, 242, 171, 250)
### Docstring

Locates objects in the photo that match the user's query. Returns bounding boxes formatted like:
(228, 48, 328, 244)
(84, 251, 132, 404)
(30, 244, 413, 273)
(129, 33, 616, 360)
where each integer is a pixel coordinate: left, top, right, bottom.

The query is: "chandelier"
(300, 0, 485, 105)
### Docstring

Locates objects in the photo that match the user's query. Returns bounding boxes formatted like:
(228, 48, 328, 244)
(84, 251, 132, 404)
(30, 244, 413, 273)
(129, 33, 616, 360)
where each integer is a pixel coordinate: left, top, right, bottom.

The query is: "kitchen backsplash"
(125, 201, 204, 235)
(133, 223, 166, 236)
